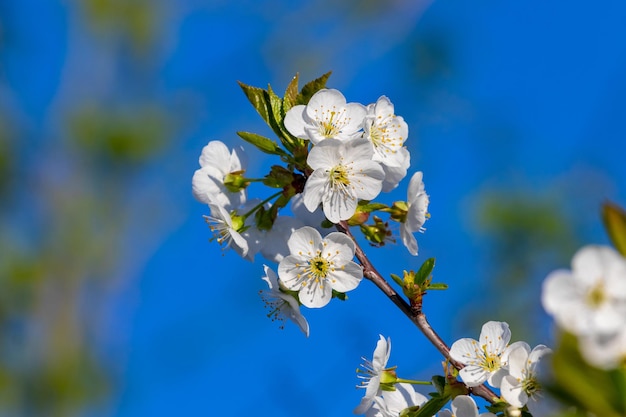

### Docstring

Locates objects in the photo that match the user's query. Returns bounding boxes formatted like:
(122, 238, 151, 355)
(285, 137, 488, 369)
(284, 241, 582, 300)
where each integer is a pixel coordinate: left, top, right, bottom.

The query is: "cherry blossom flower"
(203, 202, 249, 258)
(578, 327, 626, 370)
(381, 147, 410, 192)
(354, 335, 392, 415)
(303, 138, 385, 223)
(500, 343, 552, 416)
(259, 265, 309, 337)
(192, 140, 247, 209)
(437, 395, 496, 417)
(449, 321, 526, 388)
(365, 383, 427, 417)
(541, 244, 626, 338)
(363, 96, 409, 168)
(277, 226, 362, 308)
(400, 171, 429, 256)
(284, 88, 367, 144)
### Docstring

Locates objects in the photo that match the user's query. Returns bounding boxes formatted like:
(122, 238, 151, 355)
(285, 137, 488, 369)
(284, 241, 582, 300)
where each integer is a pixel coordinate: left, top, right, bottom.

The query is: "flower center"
(309, 255, 330, 279)
(318, 110, 345, 138)
(587, 280, 606, 308)
(481, 346, 501, 372)
(522, 375, 541, 396)
(330, 165, 351, 186)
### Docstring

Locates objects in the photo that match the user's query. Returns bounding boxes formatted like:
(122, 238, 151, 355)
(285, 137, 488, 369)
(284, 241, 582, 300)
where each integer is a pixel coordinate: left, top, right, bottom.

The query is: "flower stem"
(335, 221, 499, 404)
(396, 378, 432, 385)
(241, 190, 284, 220)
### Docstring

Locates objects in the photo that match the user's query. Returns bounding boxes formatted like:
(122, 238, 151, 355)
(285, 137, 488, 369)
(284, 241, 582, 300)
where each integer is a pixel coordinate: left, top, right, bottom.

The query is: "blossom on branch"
(500, 343, 553, 417)
(363, 96, 409, 169)
(400, 171, 429, 256)
(277, 226, 362, 308)
(260, 265, 309, 337)
(284, 88, 367, 144)
(203, 202, 249, 258)
(354, 335, 393, 415)
(192, 140, 247, 209)
(303, 138, 385, 223)
(437, 395, 496, 417)
(365, 383, 427, 417)
(449, 321, 525, 388)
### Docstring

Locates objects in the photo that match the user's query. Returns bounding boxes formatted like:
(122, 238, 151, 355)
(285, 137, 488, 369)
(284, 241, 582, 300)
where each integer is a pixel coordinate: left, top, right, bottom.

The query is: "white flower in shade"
(258, 216, 305, 263)
(541, 244, 626, 337)
(578, 327, 626, 370)
(437, 395, 496, 417)
(278, 226, 362, 308)
(203, 203, 249, 258)
(303, 138, 385, 223)
(381, 147, 410, 192)
(450, 321, 526, 388)
(192, 140, 247, 209)
(365, 383, 428, 417)
(291, 193, 327, 233)
(400, 171, 429, 256)
(500, 343, 552, 416)
(284, 88, 367, 144)
(363, 96, 409, 168)
(354, 335, 392, 415)
(259, 265, 309, 337)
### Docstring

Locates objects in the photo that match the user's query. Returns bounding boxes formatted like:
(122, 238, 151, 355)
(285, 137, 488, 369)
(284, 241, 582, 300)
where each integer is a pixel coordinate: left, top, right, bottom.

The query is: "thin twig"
(336, 221, 498, 403)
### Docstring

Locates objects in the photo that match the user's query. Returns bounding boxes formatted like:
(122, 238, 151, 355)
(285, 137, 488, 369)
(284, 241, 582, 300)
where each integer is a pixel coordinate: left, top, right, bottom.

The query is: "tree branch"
(336, 221, 498, 403)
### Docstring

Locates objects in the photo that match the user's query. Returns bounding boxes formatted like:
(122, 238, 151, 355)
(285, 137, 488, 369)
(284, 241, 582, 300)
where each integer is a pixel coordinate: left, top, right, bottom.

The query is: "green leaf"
(406, 394, 450, 417)
(267, 84, 284, 125)
(263, 165, 294, 188)
(238, 81, 272, 126)
(602, 201, 626, 256)
(296, 71, 332, 105)
(426, 283, 448, 290)
(431, 375, 446, 396)
(283, 74, 299, 114)
(236, 131, 287, 156)
(414, 258, 435, 286)
(390, 273, 404, 287)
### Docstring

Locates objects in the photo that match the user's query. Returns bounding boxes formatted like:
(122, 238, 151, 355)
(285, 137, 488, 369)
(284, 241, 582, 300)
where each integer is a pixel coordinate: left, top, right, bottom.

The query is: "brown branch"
(336, 221, 498, 404)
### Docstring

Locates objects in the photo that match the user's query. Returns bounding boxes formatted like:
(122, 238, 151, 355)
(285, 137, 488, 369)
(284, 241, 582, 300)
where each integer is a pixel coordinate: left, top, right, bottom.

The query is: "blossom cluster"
(192, 74, 626, 417)
(192, 87, 431, 327)
(541, 244, 626, 369)
(354, 323, 554, 417)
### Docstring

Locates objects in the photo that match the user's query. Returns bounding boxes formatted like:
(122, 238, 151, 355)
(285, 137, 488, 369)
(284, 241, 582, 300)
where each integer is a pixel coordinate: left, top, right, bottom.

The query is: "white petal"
(284, 105, 308, 138)
(302, 170, 327, 212)
(406, 171, 424, 201)
(451, 395, 479, 417)
(287, 226, 322, 256)
(307, 138, 343, 169)
(479, 321, 511, 354)
(450, 338, 480, 364)
(322, 186, 357, 223)
(400, 225, 418, 256)
(500, 375, 527, 408)
(199, 140, 231, 174)
(328, 261, 363, 292)
(458, 365, 488, 387)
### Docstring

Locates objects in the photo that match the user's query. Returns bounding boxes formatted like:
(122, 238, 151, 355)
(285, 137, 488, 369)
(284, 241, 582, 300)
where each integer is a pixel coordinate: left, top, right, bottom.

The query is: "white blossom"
(449, 321, 526, 388)
(284, 88, 367, 144)
(260, 265, 309, 337)
(363, 96, 409, 168)
(354, 335, 392, 415)
(192, 140, 246, 209)
(303, 138, 385, 223)
(437, 395, 496, 417)
(500, 343, 552, 416)
(277, 226, 362, 308)
(400, 171, 429, 256)
(203, 202, 249, 258)
(541, 244, 626, 338)
(365, 383, 427, 417)
(381, 147, 410, 192)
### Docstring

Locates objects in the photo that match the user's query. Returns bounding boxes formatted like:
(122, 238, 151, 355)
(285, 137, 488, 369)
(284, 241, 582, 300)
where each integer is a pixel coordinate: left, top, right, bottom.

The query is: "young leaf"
(426, 283, 448, 290)
(602, 201, 626, 256)
(406, 394, 450, 417)
(414, 258, 435, 286)
(236, 131, 287, 156)
(296, 71, 332, 105)
(237, 81, 272, 126)
(283, 74, 299, 114)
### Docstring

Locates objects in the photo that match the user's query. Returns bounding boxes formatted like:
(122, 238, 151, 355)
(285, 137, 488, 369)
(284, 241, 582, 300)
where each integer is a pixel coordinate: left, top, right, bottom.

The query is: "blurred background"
(1, 0, 626, 416)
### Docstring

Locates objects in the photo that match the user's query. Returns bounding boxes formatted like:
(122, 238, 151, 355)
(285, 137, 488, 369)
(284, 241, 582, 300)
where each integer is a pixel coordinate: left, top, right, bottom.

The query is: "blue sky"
(4, 1, 626, 416)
